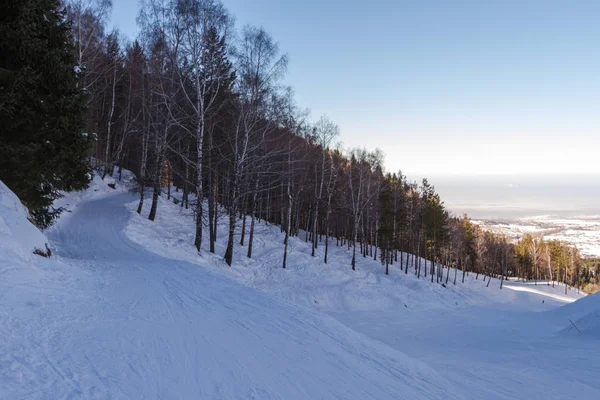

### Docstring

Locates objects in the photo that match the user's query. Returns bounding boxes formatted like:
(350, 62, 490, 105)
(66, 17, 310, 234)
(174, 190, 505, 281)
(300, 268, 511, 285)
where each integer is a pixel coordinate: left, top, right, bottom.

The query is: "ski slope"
(1, 178, 598, 399)
(1, 187, 461, 398)
(125, 189, 599, 400)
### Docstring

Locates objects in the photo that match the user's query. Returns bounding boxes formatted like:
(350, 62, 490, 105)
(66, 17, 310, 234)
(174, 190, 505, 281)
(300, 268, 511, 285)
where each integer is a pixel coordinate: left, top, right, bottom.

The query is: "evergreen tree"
(0, 0, 90, 227)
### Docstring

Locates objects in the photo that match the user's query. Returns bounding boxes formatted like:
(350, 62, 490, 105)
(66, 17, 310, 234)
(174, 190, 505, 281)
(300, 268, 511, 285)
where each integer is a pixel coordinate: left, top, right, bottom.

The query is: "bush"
(582, 283, 600, 295)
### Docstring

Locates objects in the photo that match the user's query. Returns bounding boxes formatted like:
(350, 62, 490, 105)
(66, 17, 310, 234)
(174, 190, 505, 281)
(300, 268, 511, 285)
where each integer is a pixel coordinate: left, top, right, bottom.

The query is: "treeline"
(67, 0, 455, 269)
(455, 222, 594, 293)
(514, 235, 586, 291)
(65, 0, 598, 292)
(2, 0, 596, 293)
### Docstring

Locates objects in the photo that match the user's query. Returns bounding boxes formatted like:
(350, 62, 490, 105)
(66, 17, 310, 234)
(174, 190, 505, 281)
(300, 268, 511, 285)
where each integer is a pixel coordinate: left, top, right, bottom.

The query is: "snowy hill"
(552, 292, 600, 336)
(0, 178, 461, 399)
(125, 188, 599, 399)
(0, 177, 598, 399)
(0, 179, 48, 259)
(126, 191, 585, 313)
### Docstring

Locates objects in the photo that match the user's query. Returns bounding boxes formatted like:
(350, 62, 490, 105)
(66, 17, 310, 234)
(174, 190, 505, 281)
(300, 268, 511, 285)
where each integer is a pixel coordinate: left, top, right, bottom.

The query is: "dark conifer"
(0, 0, 90, 227)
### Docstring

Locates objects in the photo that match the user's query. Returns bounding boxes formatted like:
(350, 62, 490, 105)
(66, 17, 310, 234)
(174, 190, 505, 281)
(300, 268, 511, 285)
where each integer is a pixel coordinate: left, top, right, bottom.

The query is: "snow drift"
(555, 292, 600, 337)
(0, 179, 48, 259)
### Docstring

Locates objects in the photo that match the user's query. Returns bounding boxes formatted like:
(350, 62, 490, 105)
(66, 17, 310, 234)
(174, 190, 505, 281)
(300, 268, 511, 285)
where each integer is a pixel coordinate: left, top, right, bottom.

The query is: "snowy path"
(503, 282, 578, 303)
(1, 193, 462, 399)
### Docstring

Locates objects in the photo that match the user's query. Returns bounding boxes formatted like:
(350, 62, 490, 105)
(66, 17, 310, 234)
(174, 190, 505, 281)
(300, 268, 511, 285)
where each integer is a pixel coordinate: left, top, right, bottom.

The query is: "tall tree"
(0, 0, 90, 227)
(223, 26, 287, 266)
(175, 0, 232, 253)
(310, 116, 339, 256)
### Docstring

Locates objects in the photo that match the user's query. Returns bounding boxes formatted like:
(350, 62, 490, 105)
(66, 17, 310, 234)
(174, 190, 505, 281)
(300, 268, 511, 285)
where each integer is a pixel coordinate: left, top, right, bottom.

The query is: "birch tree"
(310, 116, 339, 257)
(223, 26, 288, 266)
(175, 0, 231, 252)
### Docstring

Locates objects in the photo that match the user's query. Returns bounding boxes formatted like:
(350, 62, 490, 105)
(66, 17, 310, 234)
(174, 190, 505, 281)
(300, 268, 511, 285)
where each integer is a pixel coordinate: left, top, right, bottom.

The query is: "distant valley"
(473, 215, 600, 257)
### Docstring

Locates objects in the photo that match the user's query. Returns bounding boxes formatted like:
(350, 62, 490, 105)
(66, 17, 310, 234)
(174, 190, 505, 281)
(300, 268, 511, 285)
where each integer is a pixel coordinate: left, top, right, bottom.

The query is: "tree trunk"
(385, 247, 389, 275)
(103, 60, 118, 180)
(208, 172, 215, 253)
(453, 250, 459, 285)
(416, 231, 422, 278)
(351, 214, 360, 271)
(224, 210, 236, 266)
(148, 163, 160, 221)
(312, 200, 319, 256)
(247, 179, 259, 259)
(136, 91, 148, 215)
(282, 185, 292, 269)
(324, 200, 332, 264)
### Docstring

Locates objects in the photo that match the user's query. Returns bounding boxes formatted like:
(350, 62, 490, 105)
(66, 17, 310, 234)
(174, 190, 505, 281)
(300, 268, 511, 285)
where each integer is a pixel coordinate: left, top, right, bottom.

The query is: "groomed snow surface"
(1, 175, 599, 399)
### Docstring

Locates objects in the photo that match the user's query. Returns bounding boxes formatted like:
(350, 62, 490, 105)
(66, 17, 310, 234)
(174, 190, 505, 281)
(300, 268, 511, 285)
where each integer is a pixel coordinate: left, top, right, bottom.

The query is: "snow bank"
(0, 179, 48, 259)
(554, 292, 600, 337)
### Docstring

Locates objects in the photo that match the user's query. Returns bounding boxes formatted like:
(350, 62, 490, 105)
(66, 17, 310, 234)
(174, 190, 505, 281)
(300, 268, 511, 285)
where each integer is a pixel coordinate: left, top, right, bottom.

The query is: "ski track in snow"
(1, 193, 463, 399)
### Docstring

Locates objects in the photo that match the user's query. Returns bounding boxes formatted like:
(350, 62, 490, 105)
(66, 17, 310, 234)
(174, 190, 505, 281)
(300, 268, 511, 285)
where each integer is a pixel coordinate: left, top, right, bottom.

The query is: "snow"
(552, 292, 600, 337)
(0, 179, 48, 259)
(125, 192, 584, 313)
(51, 168, 134, 226)
(0, 177, 598, 399)
(124, 189, 599, 399)
(502, 281, 580, 303)
(0, 181, 459, 399)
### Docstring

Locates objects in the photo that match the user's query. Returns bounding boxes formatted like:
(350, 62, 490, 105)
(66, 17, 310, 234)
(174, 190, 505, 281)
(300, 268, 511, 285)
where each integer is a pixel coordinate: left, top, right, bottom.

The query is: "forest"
(1, 0, 598, 294)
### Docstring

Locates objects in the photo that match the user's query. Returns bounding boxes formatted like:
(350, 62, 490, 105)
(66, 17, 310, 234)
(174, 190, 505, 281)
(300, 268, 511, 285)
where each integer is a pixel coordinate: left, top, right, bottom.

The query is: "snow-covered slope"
(126, 192, 584, 314)
(0, 179, 48, 259)
(0, 183, 463, 399)
(124, 189, 599, 400)
(553, 292, 600, 336)
(1, 179, 598, 399)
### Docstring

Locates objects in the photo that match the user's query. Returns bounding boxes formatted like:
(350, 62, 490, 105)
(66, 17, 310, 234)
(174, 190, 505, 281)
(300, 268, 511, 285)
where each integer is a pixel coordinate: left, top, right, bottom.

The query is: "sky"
(111, 0, 600, 177)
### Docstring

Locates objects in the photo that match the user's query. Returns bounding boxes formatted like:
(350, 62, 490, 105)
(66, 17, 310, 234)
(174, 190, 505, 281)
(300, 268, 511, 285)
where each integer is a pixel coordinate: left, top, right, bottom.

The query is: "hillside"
(0, 178, 459, 399)
(126, 188, 585, 313)
(2, 1, 600, 399)
(0, 177, 598, 399)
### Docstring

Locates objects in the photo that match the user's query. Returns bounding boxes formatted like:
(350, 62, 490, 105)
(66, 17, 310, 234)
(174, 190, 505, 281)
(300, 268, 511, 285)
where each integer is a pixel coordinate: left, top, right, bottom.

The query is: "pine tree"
(0, 0, 90, 227)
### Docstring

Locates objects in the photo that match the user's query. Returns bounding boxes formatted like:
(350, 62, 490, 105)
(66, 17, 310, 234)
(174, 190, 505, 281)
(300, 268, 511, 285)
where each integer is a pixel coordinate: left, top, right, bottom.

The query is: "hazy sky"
(111, 0, 600, 177)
